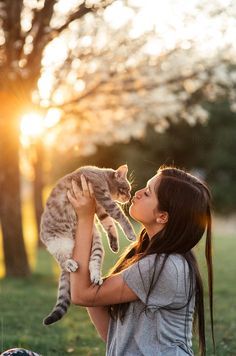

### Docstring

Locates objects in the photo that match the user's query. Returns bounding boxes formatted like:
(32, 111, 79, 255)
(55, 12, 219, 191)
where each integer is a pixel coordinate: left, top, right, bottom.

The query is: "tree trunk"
(33, 139, 44, 248)
(0, 113, 30, 277)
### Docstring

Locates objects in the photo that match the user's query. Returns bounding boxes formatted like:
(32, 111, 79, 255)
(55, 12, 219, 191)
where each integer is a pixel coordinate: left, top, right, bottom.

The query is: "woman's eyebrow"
(146, 181, 153, 193)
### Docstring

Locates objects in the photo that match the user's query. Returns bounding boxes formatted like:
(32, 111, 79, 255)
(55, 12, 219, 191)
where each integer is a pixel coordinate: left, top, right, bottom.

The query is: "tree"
(0, 92, 30, 276)
(32, 138, 44, 247)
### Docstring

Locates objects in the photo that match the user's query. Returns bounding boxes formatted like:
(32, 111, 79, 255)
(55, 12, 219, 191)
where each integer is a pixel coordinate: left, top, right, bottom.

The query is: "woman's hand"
(67, 174, 95, 219)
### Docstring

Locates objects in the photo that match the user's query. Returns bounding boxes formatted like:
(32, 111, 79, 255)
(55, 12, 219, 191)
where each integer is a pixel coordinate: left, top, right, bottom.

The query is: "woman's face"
(129, 174, 160, 227)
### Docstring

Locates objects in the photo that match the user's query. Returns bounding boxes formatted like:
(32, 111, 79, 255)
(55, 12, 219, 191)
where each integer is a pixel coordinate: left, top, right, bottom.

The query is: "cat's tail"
(43, 270, 70, 325)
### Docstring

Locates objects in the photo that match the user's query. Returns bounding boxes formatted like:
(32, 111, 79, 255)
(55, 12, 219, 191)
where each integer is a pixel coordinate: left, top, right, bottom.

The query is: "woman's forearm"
(87, 306, 110, 342)
(70, 215, 95, 302)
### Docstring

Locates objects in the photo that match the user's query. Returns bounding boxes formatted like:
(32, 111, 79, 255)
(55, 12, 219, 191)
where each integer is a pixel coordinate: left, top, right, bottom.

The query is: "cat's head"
(108, 165, 131, 204)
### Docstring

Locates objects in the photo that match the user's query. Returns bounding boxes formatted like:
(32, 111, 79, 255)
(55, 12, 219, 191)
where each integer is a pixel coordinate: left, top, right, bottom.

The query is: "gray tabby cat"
(40, 164, 136, 325)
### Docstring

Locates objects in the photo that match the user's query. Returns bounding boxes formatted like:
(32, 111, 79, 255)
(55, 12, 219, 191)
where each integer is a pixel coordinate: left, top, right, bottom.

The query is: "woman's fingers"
(70, 176, 94, 200)
(67, 190, 77, 206)
(81, 174, 90, 196)
(72, 179, 82, 198)
(67, 176, 95, 216)
(88, 181, 94, 197)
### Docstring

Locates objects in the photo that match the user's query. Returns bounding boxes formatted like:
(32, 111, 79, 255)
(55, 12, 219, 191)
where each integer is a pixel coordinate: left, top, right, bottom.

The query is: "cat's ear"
(115, 164, 128, 179)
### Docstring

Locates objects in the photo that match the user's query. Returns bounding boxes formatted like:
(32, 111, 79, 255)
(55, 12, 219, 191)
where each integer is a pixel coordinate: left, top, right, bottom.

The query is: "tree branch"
(25, 0, 56, 78)
(12, 0, 24, 62)
(52, 80, 107, 109)
(50, 0, 115, 38)
(51, 3, 92, 37)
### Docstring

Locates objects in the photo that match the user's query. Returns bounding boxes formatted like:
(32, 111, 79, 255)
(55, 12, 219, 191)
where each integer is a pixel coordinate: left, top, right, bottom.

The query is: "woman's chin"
(128, 205, 135, 218)
(129, 205, 138, 221)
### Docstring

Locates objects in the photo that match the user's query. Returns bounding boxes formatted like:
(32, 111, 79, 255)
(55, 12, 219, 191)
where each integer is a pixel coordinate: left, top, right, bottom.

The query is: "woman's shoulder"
(168, 253, 190, 272)
(124, 253, 189, 282)
(140, 253, 186, 265)
(139, 253, 189, 276)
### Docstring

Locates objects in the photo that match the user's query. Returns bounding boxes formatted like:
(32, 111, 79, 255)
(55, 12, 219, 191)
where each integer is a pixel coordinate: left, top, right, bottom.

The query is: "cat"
(40, 164, 136, 325)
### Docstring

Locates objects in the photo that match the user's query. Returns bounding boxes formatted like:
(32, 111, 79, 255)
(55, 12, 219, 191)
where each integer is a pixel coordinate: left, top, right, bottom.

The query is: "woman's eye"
(144, 191, 149, 196)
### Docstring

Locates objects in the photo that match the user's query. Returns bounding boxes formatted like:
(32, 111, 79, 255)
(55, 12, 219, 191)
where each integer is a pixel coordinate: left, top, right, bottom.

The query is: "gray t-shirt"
(106, 253, 195, 356)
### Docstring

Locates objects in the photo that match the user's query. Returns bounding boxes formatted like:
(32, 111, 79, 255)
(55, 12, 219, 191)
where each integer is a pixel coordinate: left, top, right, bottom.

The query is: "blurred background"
(0, 0, 235, 355)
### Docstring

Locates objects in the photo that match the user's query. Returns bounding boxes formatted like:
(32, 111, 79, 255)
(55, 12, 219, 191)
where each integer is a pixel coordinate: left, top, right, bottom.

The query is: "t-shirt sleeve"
(122, 254, 178, 307)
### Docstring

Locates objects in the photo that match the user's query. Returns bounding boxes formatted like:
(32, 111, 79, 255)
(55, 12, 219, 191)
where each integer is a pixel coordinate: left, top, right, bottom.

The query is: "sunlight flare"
(44, 108, 61, 128)
(20, 109, 62, 148)
(20, 113, 44, 138)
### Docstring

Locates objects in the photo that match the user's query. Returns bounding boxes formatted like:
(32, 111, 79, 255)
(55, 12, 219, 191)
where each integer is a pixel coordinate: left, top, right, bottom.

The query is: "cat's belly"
(46, 237, 75, 262)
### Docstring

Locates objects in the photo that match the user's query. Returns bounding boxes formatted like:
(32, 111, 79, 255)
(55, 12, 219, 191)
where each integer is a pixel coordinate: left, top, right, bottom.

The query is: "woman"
(67, 166, 215, 356)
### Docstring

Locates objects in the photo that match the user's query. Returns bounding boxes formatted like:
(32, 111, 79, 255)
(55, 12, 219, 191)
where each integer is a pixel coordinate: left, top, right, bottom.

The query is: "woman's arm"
(86, 307, 110, 342)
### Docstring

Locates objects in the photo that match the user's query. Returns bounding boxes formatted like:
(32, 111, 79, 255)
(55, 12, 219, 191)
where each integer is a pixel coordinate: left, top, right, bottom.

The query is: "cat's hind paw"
(65, 259, 79, 272)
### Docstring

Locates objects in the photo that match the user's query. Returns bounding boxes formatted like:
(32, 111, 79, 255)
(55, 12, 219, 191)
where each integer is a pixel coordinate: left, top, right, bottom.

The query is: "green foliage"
(0, 230, 236, 355)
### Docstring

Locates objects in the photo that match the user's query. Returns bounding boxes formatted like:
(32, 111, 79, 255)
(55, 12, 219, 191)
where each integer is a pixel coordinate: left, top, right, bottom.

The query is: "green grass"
(0, 228, 235, 355)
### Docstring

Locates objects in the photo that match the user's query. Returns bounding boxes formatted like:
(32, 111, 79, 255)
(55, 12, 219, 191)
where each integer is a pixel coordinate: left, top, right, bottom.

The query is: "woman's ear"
(156, 211, 168, 225)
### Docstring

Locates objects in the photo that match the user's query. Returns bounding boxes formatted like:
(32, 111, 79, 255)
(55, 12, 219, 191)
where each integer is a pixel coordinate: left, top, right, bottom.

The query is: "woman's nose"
(135, 189, 143, 199)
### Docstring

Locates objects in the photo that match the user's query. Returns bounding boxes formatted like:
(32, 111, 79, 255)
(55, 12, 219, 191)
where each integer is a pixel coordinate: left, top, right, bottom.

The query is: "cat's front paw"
(65, 259, 79, 272)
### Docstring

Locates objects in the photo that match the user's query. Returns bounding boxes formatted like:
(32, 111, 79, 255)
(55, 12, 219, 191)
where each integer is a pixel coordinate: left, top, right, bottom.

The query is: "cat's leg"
(46, 236, 79, 272)
(96, 204, 119, 253)
(95, 191, 136, 242)
(89, 223, 104, 285)
(109, 205, 136, 242)
(64, 228, 79, 272)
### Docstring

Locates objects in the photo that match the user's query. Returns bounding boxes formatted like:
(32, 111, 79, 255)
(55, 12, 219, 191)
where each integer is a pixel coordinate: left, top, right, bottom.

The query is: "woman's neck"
(145, 224, 165, 240)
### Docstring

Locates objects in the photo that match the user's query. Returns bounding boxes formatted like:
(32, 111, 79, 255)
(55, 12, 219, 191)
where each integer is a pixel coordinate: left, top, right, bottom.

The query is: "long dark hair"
(107, 166, 215, 356)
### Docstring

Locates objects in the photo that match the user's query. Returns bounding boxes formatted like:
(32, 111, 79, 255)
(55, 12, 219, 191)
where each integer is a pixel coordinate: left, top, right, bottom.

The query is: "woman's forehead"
(147, 174, 161, 188)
